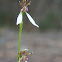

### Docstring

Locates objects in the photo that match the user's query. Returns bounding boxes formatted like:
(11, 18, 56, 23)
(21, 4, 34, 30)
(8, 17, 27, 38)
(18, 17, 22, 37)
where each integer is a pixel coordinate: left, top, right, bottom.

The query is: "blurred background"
(0, 0, 62, 62)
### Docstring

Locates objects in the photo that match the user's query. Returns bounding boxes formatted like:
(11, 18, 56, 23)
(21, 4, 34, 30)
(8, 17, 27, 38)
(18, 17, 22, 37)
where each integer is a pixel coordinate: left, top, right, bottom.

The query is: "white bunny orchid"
(16, 0, 39, 28)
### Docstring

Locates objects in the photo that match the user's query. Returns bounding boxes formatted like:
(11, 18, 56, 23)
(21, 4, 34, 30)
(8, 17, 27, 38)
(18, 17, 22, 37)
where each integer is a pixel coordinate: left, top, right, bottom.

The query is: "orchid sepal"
(25, 12, 39, 28)
(16, 11, 23, 25)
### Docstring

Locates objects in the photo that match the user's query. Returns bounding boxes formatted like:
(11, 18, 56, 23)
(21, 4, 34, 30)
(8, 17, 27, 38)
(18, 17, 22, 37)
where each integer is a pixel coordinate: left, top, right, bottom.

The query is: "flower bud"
(21, 6, 28, 12)
(20, 56, 28, 61)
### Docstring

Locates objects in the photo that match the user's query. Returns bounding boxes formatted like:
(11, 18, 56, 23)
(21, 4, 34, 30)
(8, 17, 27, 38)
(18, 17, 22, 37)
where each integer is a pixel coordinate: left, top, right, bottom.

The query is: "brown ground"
(0, 28, 62, 62)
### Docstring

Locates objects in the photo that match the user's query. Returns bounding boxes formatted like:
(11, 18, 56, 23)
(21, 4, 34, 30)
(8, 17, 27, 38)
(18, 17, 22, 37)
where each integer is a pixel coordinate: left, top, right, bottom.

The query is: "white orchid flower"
(16, 0, 39, 28)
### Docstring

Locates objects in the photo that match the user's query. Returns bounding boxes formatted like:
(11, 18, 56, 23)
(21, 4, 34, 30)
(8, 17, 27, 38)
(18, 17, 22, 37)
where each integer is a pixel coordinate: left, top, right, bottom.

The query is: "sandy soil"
(0, 28, 62, 62)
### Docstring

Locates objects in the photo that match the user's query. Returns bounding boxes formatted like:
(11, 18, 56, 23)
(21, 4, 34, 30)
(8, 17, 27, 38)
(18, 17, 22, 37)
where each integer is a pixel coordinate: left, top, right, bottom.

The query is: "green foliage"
(0, 11, 16, 27)
(39, 11, 62, 31)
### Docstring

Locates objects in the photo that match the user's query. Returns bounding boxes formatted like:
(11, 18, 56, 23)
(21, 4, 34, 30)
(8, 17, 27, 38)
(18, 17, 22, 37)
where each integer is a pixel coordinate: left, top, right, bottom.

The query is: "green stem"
(18, 22, 23, 53)
(18, 12, 23, 62)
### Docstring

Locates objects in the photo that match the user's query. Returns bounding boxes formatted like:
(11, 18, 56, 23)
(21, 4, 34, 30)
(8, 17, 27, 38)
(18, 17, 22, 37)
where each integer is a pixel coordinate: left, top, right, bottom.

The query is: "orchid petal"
(25, 12, 39, 28)
(25, 61, 27, 62)
(16, 12, 22, 25)
(23, 49, 28, 51)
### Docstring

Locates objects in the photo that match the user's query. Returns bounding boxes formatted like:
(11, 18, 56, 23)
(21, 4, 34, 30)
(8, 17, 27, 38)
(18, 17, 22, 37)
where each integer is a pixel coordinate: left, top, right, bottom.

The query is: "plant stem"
(18, 12, 23, 62)
(18, 22, 23, 53)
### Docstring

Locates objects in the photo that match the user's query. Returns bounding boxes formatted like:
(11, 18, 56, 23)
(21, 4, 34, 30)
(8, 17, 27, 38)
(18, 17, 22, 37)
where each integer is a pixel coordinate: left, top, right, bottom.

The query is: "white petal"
(25, 61, 27, 62)
(16, 12, 22, 25)
(23, 49, 28, 51)
(25, 12, 39, 28)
